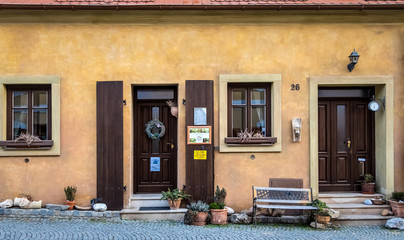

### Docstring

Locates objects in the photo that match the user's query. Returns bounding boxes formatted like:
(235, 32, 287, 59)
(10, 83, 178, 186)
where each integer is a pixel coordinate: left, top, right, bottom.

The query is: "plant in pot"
(312, 199, 332, 224)
(209, 186, 228, 225)
(388, 192, 404, 217)
(361, 174, 376, 194)
(187, 200, 210, 226)
(64, 186, 77, 210)
(160, 188, 191, 210)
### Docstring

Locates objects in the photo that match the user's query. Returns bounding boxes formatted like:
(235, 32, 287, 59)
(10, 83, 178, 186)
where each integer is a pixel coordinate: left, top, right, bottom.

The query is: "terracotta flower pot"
(168, 199, 182, 210)
(210, 209, 228, 225)
(193, 212, 209, 226)
(361, 182, 376, 194)
(388, 200, 404, 217)
(316, 215, 331, 224)
(66, 200, 75, 210)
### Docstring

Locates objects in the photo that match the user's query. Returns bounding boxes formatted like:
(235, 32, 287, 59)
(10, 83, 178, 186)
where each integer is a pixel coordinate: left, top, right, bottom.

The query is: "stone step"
(332, 214, 394, 226)
(121, 208, 187, 221)
(319, 192, 384, 205)
(129, 194, 169, 208)
(327, 203, 391, 215)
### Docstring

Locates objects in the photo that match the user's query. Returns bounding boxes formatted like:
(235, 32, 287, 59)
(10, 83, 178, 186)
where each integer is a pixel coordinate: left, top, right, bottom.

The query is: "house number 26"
(291, 84, 300, 91)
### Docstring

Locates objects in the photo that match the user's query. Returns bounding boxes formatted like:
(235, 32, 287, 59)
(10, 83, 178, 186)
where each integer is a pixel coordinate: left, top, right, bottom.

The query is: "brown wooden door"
(134, 87, 177, 193)
(96, 81, 124, 210)
(318, 99, 374, 192)
(185, 80, 214, 201)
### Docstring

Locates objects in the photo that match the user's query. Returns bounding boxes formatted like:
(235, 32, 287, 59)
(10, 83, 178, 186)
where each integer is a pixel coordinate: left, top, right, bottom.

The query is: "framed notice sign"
(187, 126, 211, 145)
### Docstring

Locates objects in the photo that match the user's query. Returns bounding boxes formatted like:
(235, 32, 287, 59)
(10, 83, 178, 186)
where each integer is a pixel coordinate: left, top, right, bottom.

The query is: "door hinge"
(123, 186, 127, 191)
(123, 99, 127, 105)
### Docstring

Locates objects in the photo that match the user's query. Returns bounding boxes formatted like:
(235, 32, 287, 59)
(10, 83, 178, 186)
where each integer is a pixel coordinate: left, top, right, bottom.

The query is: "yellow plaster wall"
(0, 10, 403, 210)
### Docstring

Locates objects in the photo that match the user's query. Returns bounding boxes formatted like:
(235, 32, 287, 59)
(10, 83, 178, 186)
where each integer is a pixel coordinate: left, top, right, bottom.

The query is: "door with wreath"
(133, 86, 178, 193)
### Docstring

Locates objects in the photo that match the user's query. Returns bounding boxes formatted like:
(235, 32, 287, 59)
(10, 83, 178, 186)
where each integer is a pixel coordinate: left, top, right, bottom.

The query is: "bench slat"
(254, 187, 312, 192)
(256, 204, 318, 210)
(255, 199, 313, 204)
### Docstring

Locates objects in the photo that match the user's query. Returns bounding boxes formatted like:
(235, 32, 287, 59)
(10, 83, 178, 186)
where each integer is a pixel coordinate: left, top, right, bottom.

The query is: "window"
(0, 75, 60, 156)
(219, 74, 282, 153)
(7, 85, 51, 140)
(228, 83, 271, 137)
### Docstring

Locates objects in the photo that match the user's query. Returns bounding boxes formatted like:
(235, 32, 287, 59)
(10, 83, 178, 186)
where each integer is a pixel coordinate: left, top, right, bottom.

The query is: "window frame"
(227, 83, 271, 137)
(219, 74, 282, 153)
(0, 76, 60, 156)
(6, 84, 52, 141)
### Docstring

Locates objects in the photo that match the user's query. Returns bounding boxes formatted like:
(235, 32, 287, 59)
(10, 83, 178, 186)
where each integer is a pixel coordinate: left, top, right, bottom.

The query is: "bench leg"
(253, 205, 257, 227)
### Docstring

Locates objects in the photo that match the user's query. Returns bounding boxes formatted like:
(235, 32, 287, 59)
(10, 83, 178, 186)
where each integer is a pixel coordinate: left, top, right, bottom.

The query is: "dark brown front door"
(318, 98, 374, 192)
(133, 86, 177, 193)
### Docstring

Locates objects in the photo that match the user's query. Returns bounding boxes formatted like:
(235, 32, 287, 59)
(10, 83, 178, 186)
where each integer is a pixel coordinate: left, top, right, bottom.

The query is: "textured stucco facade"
(0, 10, 403, 211)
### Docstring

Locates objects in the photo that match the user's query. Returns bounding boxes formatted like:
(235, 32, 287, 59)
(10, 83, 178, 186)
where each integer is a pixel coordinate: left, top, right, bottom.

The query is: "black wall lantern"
(347, 49, 360, 72)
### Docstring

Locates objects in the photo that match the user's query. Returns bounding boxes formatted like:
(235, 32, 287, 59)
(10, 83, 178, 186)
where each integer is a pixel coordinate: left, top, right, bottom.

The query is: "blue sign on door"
(150, 157, 160, 172)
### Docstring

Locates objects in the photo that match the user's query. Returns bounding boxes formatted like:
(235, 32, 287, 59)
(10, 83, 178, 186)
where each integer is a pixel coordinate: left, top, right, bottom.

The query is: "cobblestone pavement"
(0, 218, 403, 240)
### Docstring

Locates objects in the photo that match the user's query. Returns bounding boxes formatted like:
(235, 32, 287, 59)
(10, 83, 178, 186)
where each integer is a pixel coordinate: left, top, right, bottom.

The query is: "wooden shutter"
(185, 80, 214, 201)
(96, 81, 123, 210)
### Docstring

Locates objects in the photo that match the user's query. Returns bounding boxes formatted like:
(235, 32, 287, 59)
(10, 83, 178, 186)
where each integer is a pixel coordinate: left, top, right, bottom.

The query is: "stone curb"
(0, 208, 120, 220)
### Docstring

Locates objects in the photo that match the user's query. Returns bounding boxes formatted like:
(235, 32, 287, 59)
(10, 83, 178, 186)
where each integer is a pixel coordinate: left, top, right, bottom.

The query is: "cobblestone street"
(0, 218, 403, 240)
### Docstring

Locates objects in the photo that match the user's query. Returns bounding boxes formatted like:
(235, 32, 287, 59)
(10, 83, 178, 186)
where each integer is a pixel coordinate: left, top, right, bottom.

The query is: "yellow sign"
(194, 150, 207, 160)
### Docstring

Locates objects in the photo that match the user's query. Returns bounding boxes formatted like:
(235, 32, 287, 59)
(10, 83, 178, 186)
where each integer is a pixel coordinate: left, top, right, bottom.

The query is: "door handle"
(167, 139, 174, 150)
(347, 138, 351, 150)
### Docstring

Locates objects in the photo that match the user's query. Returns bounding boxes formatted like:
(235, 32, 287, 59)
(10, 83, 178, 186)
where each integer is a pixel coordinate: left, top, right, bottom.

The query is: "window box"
(224, 137, 277, 145)
(0, 140, 54, 149)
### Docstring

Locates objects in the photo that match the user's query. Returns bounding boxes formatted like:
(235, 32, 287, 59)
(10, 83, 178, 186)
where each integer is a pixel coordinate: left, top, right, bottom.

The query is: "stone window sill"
(0, 140, 54, 149)
(224, 137, 277, 145)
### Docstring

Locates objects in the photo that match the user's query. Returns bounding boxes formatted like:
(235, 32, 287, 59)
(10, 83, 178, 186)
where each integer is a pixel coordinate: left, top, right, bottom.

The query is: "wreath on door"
(145, 119, 166, 140)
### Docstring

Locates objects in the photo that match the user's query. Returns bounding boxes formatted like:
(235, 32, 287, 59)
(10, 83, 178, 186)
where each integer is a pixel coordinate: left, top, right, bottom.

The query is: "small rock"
(310, 221, 326, 229)
(363, 199, 373, 205)
(389, 211, 394, 216)
(381, 209, 389, 216)
(385, 218, 404, 230)
(230, 213, 252, 224)
(19, 198, 30, 208)
(241, 207, 254, 216)
(0, 199, 13, 209)
(45, 204, 69, 211)
(272, 209, 285, 217)
(224, 206, 234, 215)
(93, 203, 107, 212)
(326, 209, 340, 219)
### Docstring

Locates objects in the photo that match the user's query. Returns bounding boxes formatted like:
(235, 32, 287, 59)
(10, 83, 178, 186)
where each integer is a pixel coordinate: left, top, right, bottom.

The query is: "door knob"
(347, 138, 351, 150)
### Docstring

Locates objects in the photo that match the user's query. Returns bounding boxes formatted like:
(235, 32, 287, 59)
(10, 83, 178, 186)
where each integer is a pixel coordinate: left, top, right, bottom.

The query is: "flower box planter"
(0, 140, 54, 149)
(224, 137, 277, 145)
(210, 208, 228, 225)
(388, 200, 404, 217)
(361, 182, 376, 194)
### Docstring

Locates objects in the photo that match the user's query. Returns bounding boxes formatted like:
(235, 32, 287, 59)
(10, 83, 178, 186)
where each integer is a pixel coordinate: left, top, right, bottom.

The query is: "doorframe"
(131, 84, 178, 194)
(309, 76, 394, 198)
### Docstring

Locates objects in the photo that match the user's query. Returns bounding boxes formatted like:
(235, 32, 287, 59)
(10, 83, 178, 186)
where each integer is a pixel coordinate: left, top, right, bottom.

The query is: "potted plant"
(388, 192, 404, 217)
(312, 199, 332, 224)
(209, 186, 228, 225)
(362, 174, 376, 194)
(161, 188, 190, 210)
(64, 186, 77, 210)
(187, 200, 210, 226)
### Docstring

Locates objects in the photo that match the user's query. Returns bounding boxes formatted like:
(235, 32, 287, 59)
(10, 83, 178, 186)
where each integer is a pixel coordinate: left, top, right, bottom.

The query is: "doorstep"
(0, 208, 120, 220)
(121, 208, 187, 221)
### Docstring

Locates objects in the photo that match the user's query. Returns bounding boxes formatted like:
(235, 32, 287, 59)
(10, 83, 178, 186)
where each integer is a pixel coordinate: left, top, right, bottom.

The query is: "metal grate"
(256, 189, 310, 201)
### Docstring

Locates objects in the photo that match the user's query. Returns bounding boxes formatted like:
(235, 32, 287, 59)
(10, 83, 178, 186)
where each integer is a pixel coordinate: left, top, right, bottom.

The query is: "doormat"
(139, 207, 170, 211)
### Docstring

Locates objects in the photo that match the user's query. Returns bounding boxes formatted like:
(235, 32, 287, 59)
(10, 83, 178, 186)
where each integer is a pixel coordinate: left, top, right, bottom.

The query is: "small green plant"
(312, 199, 330, 216)
(64, 186, 77, 201)
(392, 192, 404, 202)
(187, 200, 209, 212)
(209, 202, 221, 209)
(363, 174, 374, 183)
(161, 188, 191, 201)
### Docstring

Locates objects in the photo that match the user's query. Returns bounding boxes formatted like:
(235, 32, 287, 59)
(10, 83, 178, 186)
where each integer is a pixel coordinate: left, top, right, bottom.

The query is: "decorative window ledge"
(0, 140, 54, 149)
(224, 137, 277, 145)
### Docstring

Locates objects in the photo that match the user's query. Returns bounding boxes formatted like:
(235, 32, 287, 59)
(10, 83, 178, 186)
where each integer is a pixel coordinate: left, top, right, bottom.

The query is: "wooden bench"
(252, 186, 318, 226)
